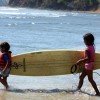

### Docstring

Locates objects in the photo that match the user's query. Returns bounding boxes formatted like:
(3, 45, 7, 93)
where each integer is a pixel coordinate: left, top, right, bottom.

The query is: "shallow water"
(0, 7, 100, 94)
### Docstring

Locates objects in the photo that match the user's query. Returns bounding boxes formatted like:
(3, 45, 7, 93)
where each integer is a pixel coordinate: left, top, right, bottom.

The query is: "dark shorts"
(0, 68, 11, 77)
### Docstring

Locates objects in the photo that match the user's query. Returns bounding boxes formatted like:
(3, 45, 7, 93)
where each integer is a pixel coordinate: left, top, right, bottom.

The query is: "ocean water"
(0, 7, 100, 94)
(0, 0, 9, 6)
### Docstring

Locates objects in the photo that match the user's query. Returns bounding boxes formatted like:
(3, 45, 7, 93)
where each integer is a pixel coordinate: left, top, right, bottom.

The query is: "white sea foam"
(0, 7, 67, 18)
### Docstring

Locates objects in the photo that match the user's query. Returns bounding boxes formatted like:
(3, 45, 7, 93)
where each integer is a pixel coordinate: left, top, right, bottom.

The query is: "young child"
(76, 33, 100, 96)
(0, 42, 12, 90)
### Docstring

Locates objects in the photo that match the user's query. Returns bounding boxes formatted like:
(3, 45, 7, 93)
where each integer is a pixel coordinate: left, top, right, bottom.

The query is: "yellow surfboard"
(11, 50, 100, 76)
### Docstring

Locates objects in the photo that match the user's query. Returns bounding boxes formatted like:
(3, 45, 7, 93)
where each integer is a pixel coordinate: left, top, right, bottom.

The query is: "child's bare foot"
(95, 93, 100, 96)
(73, 88, 81, 92)
(5, 85, 9, 90)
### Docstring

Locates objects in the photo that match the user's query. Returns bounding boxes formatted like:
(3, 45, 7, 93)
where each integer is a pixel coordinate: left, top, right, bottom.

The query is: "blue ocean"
(0, 6, 100, 94)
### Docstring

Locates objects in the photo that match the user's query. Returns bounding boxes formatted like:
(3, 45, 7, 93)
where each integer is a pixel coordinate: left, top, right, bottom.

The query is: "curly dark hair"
(83, 33, 95, 45)
(0, 42, 10, 51)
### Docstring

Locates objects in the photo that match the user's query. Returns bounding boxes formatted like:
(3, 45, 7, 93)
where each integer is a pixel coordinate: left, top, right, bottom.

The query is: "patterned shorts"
(0, 68, 11, 77)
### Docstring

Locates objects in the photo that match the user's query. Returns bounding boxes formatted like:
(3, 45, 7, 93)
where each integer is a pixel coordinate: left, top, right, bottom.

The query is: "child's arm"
(2, 54, 11, 72)
(2, 61, 9, 72)
(76, 50, 90, 65)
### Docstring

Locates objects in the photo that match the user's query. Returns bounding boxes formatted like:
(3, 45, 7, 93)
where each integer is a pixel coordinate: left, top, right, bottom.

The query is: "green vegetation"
(9, 0, 100, 11)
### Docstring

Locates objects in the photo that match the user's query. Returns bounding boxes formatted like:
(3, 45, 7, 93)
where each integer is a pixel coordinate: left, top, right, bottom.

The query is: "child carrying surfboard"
(0, 42, 12, 90)
(76, 33, 100, 96)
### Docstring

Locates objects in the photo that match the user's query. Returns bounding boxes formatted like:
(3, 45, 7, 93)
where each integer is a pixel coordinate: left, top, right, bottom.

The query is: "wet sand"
(0, 90, 100, 100)
(0, 85, 100, 100)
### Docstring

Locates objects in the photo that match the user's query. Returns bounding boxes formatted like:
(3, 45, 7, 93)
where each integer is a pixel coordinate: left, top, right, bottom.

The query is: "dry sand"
(91, 8, 100, 14)
(75, 8, 100, 14)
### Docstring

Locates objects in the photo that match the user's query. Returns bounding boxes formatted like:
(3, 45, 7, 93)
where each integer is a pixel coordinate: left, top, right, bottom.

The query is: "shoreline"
(0, 89, 100, 100)
(87, 8, 100, 14)
(63, 8, 100, 14)
(0, 6, 100, 14)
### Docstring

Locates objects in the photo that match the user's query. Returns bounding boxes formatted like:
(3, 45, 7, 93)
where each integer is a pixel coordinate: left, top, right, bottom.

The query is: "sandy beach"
(89, 8, 100, 14)
(76, 8, 100, 14)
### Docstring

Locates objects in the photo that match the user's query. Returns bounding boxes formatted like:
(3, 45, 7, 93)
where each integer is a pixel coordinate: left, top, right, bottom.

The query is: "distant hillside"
(9, 0, 100, 11)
